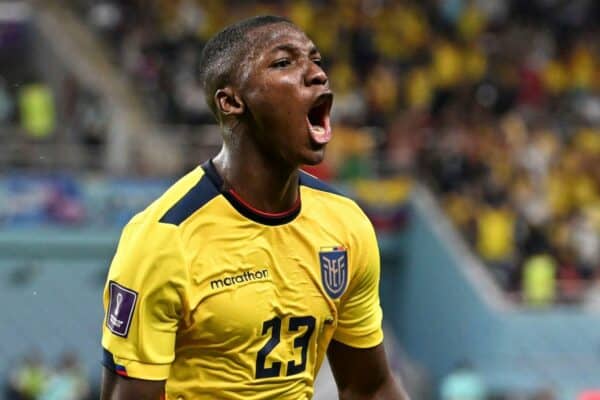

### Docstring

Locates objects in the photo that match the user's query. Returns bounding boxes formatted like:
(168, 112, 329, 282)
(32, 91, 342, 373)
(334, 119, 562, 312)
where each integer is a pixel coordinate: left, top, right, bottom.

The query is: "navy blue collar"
(201, 160, 301, 226)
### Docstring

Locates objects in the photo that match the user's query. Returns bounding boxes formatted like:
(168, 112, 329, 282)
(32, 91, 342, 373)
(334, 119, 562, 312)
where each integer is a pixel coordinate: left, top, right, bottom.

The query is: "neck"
(212, 144, 300, 214)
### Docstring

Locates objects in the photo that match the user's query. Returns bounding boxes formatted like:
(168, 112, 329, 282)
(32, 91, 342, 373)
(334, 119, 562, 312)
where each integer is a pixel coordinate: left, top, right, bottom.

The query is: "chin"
(301, 149, 326, 166)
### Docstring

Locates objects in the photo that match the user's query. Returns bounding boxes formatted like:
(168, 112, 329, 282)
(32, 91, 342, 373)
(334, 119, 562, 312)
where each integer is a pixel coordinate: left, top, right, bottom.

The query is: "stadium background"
(1, 0, 599, 398)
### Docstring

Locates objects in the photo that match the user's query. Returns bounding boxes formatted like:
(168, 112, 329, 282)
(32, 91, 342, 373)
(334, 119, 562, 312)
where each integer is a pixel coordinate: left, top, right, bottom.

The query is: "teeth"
(311, 126, 325, 136)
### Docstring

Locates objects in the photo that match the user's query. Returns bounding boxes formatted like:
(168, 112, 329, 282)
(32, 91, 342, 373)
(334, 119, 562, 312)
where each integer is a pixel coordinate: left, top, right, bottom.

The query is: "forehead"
(245, 23, 316, 58)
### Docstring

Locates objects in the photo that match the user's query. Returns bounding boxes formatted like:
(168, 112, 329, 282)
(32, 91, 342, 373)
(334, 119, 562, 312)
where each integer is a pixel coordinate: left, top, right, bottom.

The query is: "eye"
(271, 59, 291, 68)
(313, 59, 322, 66)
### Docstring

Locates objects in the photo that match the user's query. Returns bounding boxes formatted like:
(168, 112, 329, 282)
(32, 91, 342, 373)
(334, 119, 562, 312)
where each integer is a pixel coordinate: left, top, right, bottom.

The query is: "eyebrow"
(270, 43, 319, 56)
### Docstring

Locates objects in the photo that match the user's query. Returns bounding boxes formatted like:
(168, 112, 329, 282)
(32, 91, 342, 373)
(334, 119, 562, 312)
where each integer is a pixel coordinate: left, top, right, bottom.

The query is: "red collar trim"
(227, 188, 301, 218)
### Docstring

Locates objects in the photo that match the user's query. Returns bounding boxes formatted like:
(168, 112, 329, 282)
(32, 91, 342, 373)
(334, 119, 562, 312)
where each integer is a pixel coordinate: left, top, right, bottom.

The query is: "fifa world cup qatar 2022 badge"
(319, 246, 348, 299)
(106, 281, 138, 337)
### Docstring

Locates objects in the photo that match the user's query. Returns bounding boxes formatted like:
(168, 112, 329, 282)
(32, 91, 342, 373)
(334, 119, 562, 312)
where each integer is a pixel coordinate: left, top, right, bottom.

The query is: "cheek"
(247, 83, 299, 127)
(242, 75, 308, 151)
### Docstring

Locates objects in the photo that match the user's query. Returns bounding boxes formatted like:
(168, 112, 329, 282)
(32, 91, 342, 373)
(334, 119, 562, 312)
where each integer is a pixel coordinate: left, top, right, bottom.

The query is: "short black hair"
(198, 15, 294, 119)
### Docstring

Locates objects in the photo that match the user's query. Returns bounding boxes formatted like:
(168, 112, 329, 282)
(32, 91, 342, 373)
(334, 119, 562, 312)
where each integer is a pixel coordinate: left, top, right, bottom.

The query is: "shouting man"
(101, 15, 409, 400)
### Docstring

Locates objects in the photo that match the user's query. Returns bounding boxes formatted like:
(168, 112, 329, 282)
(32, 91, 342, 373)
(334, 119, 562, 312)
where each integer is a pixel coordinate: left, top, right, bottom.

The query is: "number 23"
(255, 316, 316, 379)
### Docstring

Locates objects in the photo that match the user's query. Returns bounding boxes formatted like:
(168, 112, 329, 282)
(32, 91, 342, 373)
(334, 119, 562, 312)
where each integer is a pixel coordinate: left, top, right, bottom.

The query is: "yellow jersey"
(101, 160, 383, 400)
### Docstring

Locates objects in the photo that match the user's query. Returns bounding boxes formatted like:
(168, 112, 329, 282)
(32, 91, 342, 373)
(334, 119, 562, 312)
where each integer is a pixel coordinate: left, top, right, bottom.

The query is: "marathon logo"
(210, 269, 269, 290)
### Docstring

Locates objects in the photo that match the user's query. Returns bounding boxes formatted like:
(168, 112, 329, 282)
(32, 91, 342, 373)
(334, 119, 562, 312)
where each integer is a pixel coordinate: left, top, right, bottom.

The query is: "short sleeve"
(333, 216, 384, 348)
(101, 218, 188, 380)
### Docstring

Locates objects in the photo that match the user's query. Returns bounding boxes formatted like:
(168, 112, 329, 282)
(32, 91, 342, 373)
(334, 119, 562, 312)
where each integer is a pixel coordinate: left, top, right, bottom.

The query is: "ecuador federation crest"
(319, 246, 348, 299)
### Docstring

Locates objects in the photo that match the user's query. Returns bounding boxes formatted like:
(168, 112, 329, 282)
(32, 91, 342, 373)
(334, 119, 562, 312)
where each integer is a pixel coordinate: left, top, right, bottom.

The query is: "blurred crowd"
(74, 0, 600, 306)
(0, 75, 107, 169)
(0, 2, 108, 171)
(4, 350, 93, 400)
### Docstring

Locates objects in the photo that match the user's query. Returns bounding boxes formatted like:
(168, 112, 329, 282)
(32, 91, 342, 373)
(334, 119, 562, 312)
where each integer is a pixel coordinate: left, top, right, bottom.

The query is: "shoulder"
(299, 170, 344, 196)
(299, 170, 371, 230)
(157, 166, 221, 226)
(113, 166, 218, 257)
(128, 166, 219, 229)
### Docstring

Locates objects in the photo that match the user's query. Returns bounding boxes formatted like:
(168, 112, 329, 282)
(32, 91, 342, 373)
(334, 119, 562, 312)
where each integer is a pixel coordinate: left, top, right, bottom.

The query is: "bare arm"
(100, 367, 166, 400)
(327, 340, 410, 400)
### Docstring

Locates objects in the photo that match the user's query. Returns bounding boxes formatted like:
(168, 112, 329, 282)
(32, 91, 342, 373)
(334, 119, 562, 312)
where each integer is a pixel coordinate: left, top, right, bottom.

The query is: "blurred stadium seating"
(1, 0, 600, 399)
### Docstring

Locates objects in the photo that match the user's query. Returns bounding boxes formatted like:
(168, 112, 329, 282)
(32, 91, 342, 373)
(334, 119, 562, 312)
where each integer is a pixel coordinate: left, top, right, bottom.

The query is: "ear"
(215, 87, 245, 117)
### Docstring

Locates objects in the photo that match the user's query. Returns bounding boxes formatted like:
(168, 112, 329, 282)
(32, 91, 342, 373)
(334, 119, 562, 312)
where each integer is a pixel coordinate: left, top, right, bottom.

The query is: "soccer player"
(100, 15, 409, 400)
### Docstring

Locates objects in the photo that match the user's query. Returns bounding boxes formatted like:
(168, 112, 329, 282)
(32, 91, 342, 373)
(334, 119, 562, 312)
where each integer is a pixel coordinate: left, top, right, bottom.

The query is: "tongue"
(309, 124, 332, 145)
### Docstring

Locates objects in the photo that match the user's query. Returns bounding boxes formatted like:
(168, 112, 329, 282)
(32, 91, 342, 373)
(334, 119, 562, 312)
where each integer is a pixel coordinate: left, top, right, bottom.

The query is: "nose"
(305, 62, 328, 86)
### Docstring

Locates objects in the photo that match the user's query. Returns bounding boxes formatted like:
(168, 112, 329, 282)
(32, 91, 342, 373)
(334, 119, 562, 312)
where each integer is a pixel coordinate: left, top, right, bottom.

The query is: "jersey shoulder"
(127, 166, 219, 229)
(299, 170, 371, 228)
(299, 170, 344, 197)
(107, 168, 211, 298)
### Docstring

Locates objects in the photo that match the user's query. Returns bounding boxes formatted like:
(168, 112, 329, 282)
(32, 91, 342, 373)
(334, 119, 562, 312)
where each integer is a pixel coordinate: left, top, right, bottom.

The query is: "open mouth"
(307, 92, 333, 145)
